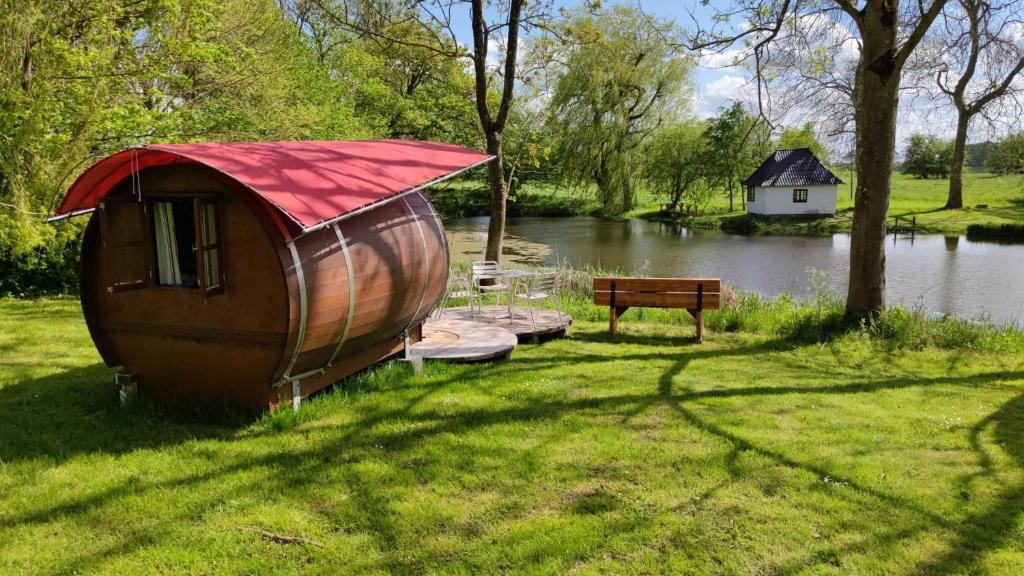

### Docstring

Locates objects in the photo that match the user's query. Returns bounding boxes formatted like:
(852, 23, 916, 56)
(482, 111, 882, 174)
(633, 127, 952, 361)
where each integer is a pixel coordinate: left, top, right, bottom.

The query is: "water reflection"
(446, 216, 1024, 324)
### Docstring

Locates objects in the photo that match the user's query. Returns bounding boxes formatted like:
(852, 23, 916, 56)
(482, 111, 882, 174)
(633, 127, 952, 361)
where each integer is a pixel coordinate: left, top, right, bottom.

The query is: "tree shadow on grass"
(909, 392, 1024, 575)
(3, 328, 1024, 573)
(0, 362, 237, 464)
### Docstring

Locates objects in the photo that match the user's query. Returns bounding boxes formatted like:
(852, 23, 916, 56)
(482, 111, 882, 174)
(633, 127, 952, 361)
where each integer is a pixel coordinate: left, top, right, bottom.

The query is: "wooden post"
(609, 280, 617, 335)
(694, 283, 704, 342)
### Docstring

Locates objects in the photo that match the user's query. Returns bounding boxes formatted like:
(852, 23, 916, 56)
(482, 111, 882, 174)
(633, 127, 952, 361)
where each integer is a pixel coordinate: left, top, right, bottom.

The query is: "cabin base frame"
(269, 323, 423, 412)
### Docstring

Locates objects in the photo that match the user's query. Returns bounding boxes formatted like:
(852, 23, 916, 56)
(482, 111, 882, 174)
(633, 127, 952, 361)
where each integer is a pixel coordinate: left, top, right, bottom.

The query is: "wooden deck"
(408, 317, 517, 362)
(436, 306, 572, 341)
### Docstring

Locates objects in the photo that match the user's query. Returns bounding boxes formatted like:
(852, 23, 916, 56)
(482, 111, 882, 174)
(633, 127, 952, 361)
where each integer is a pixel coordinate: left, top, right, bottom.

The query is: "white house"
(742, 148, 843, 217)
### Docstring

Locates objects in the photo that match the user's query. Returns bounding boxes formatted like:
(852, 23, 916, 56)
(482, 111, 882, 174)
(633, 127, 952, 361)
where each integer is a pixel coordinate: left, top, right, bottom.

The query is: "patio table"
(490, 269, 532, 321)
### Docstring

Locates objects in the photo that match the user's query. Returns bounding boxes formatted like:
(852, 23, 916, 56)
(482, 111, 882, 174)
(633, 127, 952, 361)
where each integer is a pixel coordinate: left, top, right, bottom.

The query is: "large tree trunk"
(483, 132, 507, 262)
(845, 9, 901, 319)
(470, 0, 521, 264)
(945, 112, 970, 209)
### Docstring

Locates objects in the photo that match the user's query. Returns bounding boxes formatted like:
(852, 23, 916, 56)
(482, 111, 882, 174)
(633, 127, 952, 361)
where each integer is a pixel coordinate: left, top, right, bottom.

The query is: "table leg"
(507, 279, 515, 324)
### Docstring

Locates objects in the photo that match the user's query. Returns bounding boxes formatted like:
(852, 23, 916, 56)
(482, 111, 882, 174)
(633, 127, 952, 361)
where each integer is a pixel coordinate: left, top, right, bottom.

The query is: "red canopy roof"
(53, 140, 492, 229)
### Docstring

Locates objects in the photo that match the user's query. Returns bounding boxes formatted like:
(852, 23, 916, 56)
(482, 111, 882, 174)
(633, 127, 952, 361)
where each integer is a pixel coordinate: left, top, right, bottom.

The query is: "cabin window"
(198, 199, 223, 294)
(793, 188, 808, 203)
(746, 186, 755, 202)
(99, 200, 149, 292)
(151, 197, 224, 293)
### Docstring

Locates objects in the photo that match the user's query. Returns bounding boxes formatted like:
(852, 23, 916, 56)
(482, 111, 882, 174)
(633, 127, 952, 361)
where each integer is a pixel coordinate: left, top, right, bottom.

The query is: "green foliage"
(550, 5, 692, 215)
(966, 222, 1024, 241)
(704, 102, 771, 209)
(988, 132, 1024, 175)
(504, 125, 560, 190)
(330, 20, 477, 145)
(0, 0, 478, 293)
(0, 225, 81, 296)
(425, 182, 597, 219)
(902, 133, 956, 179)
(776, 123, 831, 164)
(643, 120, 715, 212)
(967, 141, 995, 169)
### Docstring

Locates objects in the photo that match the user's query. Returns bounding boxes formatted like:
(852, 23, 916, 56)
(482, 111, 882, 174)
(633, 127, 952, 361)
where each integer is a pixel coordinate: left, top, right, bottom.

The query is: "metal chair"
(472, 260, 509, 312)
(515, 271, 565, 332)
(433, 268, 476, 320)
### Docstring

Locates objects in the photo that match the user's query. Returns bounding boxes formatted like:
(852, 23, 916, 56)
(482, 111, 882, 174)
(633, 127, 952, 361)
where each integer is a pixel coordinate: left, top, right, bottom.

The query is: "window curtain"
(153, 201, 182, 286)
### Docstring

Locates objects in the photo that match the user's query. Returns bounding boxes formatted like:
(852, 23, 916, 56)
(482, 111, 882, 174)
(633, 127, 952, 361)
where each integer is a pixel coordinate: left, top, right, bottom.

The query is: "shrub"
(966, 223, 1024, 241)
(987, 132, 1024, 175)
(0, 232, 81, 297)
(902, 133, 955, 179)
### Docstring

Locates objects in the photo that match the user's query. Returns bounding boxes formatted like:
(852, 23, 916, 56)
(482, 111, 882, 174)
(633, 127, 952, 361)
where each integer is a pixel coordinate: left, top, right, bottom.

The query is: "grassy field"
(3, 297, 1024, 574)
(642, 171, 1024, 236)
(434, 171, 1023, 236)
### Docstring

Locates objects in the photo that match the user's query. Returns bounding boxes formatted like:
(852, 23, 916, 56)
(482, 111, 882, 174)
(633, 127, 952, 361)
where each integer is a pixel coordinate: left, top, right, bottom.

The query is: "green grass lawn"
(633, 171, 1024, 236)
(443, 171, 1024, 236)
(3, 298, 1024, 574)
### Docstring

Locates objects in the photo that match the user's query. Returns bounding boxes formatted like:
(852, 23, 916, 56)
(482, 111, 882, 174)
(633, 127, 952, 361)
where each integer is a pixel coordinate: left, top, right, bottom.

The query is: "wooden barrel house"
(50, 140, 491, 411)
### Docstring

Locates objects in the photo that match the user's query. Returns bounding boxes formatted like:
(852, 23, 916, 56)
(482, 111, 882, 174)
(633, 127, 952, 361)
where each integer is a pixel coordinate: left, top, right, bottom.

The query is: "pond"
(446, 216, 1024, 325)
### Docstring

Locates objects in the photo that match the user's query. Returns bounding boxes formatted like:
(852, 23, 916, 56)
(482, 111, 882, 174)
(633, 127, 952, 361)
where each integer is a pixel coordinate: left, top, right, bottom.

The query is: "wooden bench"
(593, 277, 721, 341)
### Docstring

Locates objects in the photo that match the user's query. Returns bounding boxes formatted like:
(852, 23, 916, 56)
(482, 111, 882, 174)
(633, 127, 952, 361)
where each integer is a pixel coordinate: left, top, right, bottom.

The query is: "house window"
(151, 197, 223, 293)
(746, 186, 756, 202)
(793, 188, 808, 203)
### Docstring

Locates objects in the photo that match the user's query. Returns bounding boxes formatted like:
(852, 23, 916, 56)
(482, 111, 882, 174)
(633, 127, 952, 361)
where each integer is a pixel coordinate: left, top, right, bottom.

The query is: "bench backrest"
(593, 277, 721, 310)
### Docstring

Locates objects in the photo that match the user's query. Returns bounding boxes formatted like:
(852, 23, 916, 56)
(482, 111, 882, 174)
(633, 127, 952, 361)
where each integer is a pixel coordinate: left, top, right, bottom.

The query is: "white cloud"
(694, 75, 756, 117)
(697, 48, 748, 69)
(486, 37, 504, 70)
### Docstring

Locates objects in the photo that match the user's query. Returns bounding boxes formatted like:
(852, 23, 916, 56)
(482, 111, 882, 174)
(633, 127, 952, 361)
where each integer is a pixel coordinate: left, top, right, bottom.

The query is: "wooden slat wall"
(81, 165, 291, 410)
(81, 165, 451, 411)
(286, 191, 448, 378)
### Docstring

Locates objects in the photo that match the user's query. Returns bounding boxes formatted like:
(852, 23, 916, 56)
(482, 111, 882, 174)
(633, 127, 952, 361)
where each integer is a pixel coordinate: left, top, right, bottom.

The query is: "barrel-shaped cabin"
(50, 140, 491, 411)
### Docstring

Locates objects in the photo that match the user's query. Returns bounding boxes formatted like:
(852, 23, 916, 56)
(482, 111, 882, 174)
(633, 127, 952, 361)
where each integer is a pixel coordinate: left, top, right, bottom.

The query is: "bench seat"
(593, 277, 722, 341)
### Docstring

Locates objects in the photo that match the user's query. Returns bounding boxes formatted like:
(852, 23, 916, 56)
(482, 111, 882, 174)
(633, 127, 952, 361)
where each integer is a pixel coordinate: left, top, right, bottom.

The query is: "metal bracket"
(273, 237, 309, 388)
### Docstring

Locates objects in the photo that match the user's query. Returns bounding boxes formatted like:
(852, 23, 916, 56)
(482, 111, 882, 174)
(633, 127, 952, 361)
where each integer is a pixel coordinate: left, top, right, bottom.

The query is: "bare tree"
(932, 0, 1024, 208)
(311, 0, 552, 263)
(690, 0, 951, 319)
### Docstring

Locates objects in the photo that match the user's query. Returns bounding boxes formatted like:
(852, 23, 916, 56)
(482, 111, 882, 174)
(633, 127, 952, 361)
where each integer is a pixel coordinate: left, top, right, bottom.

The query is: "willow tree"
(692, 0, 951, 319)
(550, 5, 691, 214)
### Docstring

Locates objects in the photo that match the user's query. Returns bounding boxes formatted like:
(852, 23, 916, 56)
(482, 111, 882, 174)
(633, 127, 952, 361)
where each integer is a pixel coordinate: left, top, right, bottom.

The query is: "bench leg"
(609, 306, 628, 335)
(688, 308, 704, 342)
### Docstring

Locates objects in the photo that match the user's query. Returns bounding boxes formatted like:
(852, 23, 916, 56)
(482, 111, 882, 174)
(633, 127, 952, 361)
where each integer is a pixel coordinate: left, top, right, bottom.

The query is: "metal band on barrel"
(403, 196, 431, 327)
(325, 223, 356, 367)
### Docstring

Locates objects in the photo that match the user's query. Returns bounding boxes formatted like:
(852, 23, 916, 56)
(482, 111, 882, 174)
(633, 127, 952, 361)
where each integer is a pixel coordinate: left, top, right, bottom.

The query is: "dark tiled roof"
(742, 148, 843, 187)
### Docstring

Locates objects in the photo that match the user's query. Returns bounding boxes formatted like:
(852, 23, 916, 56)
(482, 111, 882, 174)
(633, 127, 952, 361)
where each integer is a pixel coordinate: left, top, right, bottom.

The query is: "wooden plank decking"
(408, 317, 517, 362)
(436, 306, 572, 341)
